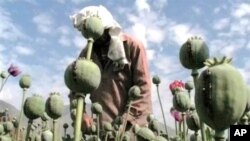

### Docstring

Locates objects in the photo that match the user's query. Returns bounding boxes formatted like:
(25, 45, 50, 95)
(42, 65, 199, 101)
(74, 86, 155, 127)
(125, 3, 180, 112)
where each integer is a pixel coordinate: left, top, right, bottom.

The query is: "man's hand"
(81, 113, 93, 134)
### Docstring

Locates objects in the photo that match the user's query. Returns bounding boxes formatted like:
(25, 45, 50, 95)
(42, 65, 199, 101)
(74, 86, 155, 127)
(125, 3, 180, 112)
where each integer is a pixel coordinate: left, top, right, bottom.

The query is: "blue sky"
(1, 0, 250, 128)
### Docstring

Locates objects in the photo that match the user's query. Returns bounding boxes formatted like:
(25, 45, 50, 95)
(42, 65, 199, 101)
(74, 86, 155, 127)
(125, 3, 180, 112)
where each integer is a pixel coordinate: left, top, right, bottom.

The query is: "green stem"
(192, 69, 206, 141)
(175, 120, 178, 136)
(86, 39, 94, 60)
(104, 132, 109, 141)
(182, 113, 186, 141)
(156, 84, 168, 137)
(179, 121, 182, 138)
(97, 114, 100, 141)
(17, 88, 27, 141)
(53, 120, 57, 141)
(120, 101, 132, 141)
(0, 74, 10, 93)
(74, 95, 84, 141)
(25, 120, 33, 141)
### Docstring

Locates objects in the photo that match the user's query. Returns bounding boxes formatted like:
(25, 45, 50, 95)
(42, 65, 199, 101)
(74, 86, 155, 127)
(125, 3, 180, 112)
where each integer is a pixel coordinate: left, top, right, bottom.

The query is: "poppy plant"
(169, 80, 185, 95)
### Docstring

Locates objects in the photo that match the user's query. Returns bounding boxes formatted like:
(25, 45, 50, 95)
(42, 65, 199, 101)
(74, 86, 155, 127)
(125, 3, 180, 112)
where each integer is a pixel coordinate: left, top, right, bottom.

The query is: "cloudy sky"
(1, 0, 250, 129)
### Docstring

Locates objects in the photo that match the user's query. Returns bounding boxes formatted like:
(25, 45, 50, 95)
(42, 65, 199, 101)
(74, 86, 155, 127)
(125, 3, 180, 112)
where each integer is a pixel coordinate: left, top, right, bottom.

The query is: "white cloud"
(232, 3, 250, 18)
(135, 0, 150, 12)
(71, 0, 88, 4)
(57, 25, 71, 35)
(168, 23, 206, 46)
(192, 7, 201, 15)
(0, 7, 26, 41)
(32, 13, 54, 34)
(213, 18, 230, 30)
(15, 45, 35, 56)
(59, 36, 71, 47)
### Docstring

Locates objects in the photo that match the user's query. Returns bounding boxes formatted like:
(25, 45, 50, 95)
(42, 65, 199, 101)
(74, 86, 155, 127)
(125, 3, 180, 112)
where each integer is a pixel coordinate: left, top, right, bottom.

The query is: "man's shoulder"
(120, 33, 145, 49)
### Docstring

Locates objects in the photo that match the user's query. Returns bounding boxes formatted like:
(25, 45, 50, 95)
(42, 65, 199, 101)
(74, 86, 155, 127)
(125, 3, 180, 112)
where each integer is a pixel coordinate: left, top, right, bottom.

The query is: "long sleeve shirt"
(78, 33, 152, 128)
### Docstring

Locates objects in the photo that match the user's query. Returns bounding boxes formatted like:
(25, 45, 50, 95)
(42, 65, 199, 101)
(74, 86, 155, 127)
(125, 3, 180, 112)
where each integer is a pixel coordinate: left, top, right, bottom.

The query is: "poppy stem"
(0, 74, 10, 93)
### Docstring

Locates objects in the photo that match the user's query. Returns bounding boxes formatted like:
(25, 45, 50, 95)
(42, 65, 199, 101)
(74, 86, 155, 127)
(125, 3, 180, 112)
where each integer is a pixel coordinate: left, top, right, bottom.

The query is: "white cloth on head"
(70, 5, 128, 65)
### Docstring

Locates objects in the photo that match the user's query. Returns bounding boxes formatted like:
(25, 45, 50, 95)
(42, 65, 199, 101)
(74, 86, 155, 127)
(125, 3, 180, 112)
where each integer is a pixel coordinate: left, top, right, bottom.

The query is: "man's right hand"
(81, 113, 93, 134)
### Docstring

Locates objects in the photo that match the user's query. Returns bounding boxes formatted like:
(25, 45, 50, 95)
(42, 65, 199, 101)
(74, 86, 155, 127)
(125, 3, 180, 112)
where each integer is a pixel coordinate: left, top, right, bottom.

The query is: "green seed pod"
(238, 114, 248, 125)
(173, 90, 191, 112)
(128, 85, 141, 100)
(86, 135, 100, 141)
(0, 124, 4, 135)
(147, 114, 154, 123)
(90, 123, 97, 134)
(19, 74, 31, 89)
(121, 131, 130, 141)
(113, 116, 123, 125)
(189, 103, 196, 111)
(81, 16, 104, 40)
(136, 127, 155, 140)
(152, 75, 161, 85)
(153, 136, 168, 141)
(0, 136, 12, 141)
(64, 58, 101, 94)
(70, 109, 76, 120)
(63, 123, 69, 129)
(41, 112, 50, 121)
(35, 134, 41, 141)
(179, 36, 209, 69)
(45, 92, 64, 119)
(23, 95, 46, 120)
(103, 122, 113, 131)
(195, 57, 247, 131)
(91, 102, 103, 115)
(185, 80, 194, 91)
(186, 112, 200, 131)
(148, 119, 160, 133)
(0, 71, 7, 79)
(132, 124, 141, 134)
(41, 130, 53, 141)
(3, 122, 13, 133)
(70, 99, 77, 109)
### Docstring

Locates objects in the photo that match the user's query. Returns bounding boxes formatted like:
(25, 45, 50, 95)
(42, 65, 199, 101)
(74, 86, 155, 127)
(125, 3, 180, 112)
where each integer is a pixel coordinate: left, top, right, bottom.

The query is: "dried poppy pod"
(179, 36, 209, 70)
(64, 58, 101, 94)
(91, 102, 103, 115)
(195, 57, 247, 131)
(128, 85, 141, 100)
(81, 16, 104, 40)
(45, 92, 64, 119)
(186, 111, 200, 131)
(19, 74, 31, 89)
(23, 95, 46, 120)
(172, 90, 191, 112)
(41, 130, 53, 141)
(152, 75, 161, 85)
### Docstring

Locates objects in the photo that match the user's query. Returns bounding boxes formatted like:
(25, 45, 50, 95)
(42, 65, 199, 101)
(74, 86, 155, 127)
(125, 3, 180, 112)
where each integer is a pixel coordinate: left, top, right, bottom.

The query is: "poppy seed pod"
(148, 119, 160, 133)
(186, 112, 200, 131)
(81, 16, 104, 40)
(3, 122, 13, 133)
(122, 131, 130, 141)
(0, 124, 3, 135)
(185, 80, 194, 91)
(136, 127, 155, 140)
(0, 71, 7, 79)
(70, 109, 76, 120)
(45, 92, 64, 119)
(153, 136, 168, 141)
(173, 90, 191, 112)
(103, 122, 113, 131)
(195, 57, 247, 131)
(128, 85, 141, 100)
(41, 112, 50, 121)
(63, 123, 69, 129)
(70, 99, 78, 109)
(147, 114, 154, 123)
(152, 75, 161, 85)
(91, 102, 103, 115)
(19, 74, 31, 89)
(41, 130, 53, 141)
(23, 95, 45, 120)
(64, 58, 101, 94)
(179, 36, 209, 70)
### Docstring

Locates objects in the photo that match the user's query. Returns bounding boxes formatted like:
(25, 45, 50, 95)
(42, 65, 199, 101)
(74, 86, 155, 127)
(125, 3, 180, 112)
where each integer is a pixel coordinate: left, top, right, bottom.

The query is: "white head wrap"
(70, 5, 128, 65)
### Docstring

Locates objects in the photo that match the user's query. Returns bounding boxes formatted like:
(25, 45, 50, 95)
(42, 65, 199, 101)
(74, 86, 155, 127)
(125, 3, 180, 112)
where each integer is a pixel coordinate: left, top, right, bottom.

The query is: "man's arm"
(123, 36, 152, 125)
